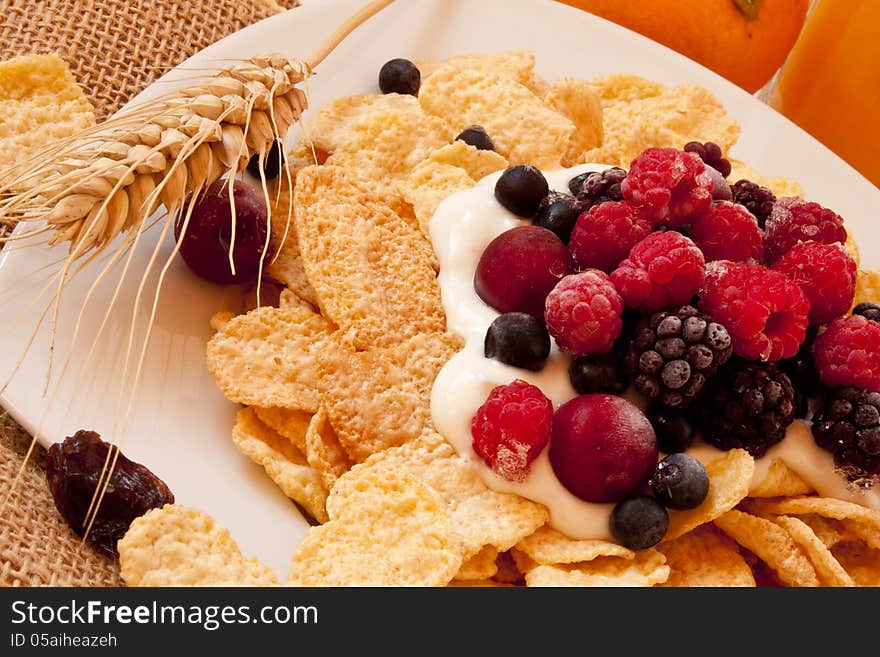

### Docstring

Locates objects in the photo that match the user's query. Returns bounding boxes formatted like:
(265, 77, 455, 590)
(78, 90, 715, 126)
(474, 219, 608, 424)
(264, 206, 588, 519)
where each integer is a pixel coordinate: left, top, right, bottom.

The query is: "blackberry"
(702, 361, 796, 457)
(628, 305, 732, 408)
(780, 330, 821, 418)
(731, 179, 776, 229)
(853, 302, 880, 324)
(683, 141, 732, 178)
(533, 191, 585, 242)
(812, 387, 880, 479)
(571, 167, 626, 208)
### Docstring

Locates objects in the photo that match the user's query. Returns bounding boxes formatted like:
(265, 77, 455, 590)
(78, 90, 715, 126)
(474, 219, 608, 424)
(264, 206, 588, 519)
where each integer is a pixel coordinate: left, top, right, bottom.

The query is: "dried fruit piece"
(46, 430, 174, 555)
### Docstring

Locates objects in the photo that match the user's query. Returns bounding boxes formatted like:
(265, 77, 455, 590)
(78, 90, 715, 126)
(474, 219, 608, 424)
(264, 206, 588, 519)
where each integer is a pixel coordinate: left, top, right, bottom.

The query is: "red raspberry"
(771, 241, 856, 325)
(610, 231, 705, 313)
(689, 201, 763, 263)
(471, 380, 553, 482)
(544, 271, 623, 356)
(699, 261, 809, 361)
(763, 197, 847, 264)
(568, 201, 652, 273)
(621, 147, 713, 227)
(814, 316, 880, 392)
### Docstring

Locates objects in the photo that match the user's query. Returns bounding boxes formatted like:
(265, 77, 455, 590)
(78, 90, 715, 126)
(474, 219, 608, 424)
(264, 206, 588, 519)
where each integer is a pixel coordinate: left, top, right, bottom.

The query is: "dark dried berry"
(246, 139, 285, 180)
(812, 387, 880, 480)
(378, 58, 420, 95)
(853, 302, 880, 324)
(533, 191, 585, 243)
(455, 125, 495, 151)
(573, 167, 626, 208)
(731, 179, 776, 229)
(46, 430, 174, 555)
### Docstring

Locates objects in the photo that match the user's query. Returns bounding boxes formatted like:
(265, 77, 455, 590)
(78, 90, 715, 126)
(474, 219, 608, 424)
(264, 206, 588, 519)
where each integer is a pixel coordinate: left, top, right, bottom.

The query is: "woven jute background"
(0, 0, 300, 587)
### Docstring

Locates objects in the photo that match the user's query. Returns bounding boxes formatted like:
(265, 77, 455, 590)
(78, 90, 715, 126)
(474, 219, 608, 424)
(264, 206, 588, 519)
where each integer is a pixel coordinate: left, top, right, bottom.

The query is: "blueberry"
(378, 58, 420, 96)
(650, 453, 709, 510)
(246, 139, 285, 180)
(494, 165, 548, 217)
(647, 405, 695, 453)
(484, 313, 550, 371)
(455, 125, 494, 151)
(533, 191, 585, 243)
(568, 352, 628, 395)
(610, 495, 669, 550)
(853, 302, 880, 324)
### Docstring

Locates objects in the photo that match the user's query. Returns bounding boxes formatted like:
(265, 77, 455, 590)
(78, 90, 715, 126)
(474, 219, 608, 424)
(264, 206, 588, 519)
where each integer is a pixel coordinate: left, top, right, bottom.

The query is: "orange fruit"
(562, 0, 808, 92)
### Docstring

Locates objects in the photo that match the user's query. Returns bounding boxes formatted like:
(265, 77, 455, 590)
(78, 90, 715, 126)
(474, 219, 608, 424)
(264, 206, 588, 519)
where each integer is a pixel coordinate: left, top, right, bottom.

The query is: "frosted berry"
(550, 394, 657, 503)
(699, 261, 809, 362)
(610, 496, 669, 550)
(533, 191, 586, 243)
(484, 312, 551, 372)
(568, 201, 651, 273)
(763, 197, 847, 264)
(471, 380, 553, 482)
(544, 271, 623, 356)
(455, 125, 495, 151)
(621, 147, 713, 227)
(812, 386, 880, 478)
(689, 201, 763, 263)
(494, 165, 549, 217)
(474, 226, 572, 317)
(814, 315, 880, 392)
(611, 231, 705, 313)
(772, 241, 856, 325)
(650, 453, 709, 510)
(571, 167, 626, 207)
(378, 58, 420, 95)
(175, 179, 269, 285)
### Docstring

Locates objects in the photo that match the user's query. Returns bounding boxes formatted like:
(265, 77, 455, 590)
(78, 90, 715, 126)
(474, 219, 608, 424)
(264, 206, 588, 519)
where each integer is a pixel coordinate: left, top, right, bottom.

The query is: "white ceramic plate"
(1, 0, 878, 579)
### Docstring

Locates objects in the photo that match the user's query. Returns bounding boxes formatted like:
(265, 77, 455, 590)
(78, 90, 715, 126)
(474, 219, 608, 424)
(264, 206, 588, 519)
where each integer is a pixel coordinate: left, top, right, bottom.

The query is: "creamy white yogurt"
(429, 164, 879, 541)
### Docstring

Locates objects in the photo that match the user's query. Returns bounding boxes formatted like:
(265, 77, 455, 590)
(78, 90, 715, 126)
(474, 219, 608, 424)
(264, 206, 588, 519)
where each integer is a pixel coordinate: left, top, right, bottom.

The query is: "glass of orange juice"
(768, 0, 880, 187)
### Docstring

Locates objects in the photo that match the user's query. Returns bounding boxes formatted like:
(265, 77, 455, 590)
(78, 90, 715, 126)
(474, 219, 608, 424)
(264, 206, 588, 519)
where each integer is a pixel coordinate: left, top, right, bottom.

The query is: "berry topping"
(471, 380, 553, 482)
(611, 231, 706, 313)
(174, 179, 269, 285)
(628, 305, 732, 408)
(484, 312, 551, 372)
(853, 302, 880, 324)
(814, 315, 880, 392)
(650, 453, 710, 510)
(689, 201, 763, 264)
(474, 226, 573, 317)
(544, 271, 623, 356)
(568, 201, 652, 273)
(683, 140, 732, 178)
(571, 167, 627, 207)
(731, 179, 776, 229)
(771, 241, 856, 325)
(494, 165, 549, 217)
(533, 191, 586, 243)
(568, 350, 629, 396)
(246, 139, 285, 180)
(701, 360, 797, 457)
(699, 261, 809, 361)
(621, 147, 713, 227)
(812, 387, 880, 479)
(647, 405, 696, 453)
(781, 335, 822, 418)
(455, 124, 495, 151)
(378, 58, 420, 95)
(610, 495, 669, 550)
(763, 197, 847, 264)
(549, 394, 658, 503)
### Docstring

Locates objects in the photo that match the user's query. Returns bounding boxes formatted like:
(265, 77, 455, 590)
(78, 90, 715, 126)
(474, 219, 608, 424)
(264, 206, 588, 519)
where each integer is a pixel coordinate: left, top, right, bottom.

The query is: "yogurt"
(429, 164, 880, 540)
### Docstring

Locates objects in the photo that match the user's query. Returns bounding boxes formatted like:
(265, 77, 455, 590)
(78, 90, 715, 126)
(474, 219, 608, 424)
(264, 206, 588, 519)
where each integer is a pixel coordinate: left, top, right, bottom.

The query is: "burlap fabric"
(0, 0, 300, 587)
